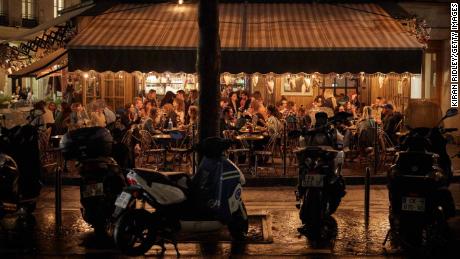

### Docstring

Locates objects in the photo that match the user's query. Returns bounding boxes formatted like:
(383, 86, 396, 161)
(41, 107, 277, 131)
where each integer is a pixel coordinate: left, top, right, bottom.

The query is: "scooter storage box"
(60, 127, 113, 160)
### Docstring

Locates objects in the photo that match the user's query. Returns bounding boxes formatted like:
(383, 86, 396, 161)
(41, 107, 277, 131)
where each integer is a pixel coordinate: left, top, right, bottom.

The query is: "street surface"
(1, 184, 459, 258)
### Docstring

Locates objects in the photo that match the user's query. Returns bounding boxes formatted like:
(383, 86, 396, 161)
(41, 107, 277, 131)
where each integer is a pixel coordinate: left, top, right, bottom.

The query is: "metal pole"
(364, 166, 370, 223)
(374, 123, 378, 175)
(283, 122, 287, 176)
(192, 124, 196, 175)
(55, 153, 62, 234)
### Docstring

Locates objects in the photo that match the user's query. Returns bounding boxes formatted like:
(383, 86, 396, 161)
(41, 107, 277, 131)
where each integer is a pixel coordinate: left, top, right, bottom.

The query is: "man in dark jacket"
(382, 104, 402, 145)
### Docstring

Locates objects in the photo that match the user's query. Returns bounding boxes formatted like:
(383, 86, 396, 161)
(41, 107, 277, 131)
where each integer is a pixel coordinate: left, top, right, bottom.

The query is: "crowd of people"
(25, 87, 403, 165)
(27, 89, 200, 138)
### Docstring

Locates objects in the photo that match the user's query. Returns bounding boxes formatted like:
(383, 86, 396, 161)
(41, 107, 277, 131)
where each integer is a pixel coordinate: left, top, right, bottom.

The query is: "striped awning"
(68, 3, 423, 73)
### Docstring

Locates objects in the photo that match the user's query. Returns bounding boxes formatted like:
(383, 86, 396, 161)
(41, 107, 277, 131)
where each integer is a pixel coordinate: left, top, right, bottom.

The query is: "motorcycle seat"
(133, 168, 190, 191)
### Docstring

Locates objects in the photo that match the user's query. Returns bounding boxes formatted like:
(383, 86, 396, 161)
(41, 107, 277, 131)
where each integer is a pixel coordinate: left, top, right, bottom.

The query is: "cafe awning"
(9, 48, 67, 79)
(68, 3, 423, 74)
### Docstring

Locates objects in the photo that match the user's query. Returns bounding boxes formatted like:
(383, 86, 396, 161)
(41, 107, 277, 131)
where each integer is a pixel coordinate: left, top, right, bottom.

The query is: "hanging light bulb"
(178, 0, 184, 5)
(378, 73, 385, 88)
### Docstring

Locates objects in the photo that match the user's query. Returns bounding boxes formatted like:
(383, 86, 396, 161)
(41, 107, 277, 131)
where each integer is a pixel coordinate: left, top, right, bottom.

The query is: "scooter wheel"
(228, 203, 249, 241)
(113, 209, 156, 256)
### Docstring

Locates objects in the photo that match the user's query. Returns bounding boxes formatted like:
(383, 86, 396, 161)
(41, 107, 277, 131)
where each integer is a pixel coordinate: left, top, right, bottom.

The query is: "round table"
(236, 134, 264, 175)
(152, 134, 172, 170)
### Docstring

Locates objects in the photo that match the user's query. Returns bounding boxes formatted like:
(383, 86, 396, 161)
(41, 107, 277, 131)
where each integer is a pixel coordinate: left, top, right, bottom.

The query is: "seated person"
(382, 104, 402, 145)
(220, 106, 237, 133)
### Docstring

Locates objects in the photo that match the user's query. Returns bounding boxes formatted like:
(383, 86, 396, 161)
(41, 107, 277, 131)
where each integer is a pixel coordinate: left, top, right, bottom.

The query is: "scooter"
(295, 112, 346, 241)
(385, 107, 458, 250)
(60, 127, 126, 235)
(112, 137, 248, 256)
(0, 120, 41, 232)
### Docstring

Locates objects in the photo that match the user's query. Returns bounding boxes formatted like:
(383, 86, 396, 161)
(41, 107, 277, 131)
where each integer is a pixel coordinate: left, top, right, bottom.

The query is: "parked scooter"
(0, 118, 42, 231)
(385, 104, 458, 250)
(295, 112, 346, 241)
(112, 137, 248, 256)
(60, 127, 126, 235)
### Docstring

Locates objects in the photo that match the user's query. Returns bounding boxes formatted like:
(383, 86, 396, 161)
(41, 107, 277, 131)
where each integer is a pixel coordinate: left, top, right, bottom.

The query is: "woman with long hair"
(173, 97, 186, 126)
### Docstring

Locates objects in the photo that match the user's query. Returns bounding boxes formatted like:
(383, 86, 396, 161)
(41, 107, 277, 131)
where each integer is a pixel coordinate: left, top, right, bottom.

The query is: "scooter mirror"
(445, 108, 458, 118)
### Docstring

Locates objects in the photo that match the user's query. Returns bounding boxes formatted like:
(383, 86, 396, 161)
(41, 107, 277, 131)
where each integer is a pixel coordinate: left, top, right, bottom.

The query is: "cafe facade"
(57, 2, 423, 110)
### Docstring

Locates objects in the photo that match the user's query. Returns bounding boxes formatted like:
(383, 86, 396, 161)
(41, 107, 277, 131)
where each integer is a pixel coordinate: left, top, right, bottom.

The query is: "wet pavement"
(1, 184, 460, 258)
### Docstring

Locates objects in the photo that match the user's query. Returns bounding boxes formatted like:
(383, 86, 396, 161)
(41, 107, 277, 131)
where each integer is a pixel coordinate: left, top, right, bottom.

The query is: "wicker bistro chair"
(138, 130, 165, 168)
(222, 130, 250, 168)
(168, 130, 191, 171)
(254, 133, 279, 176)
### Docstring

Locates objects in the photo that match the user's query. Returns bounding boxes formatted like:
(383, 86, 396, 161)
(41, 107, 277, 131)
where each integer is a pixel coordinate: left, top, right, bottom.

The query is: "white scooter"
(112, 138, 248, 256)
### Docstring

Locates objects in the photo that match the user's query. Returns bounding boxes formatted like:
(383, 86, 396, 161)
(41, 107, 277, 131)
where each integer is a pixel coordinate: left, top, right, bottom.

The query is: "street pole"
(283, 122, 287, 176)
(197, 0, 221, 163)
(364, 166, 370, 224)
(192, 124, 196, 175)
(374, 122, 378, 175)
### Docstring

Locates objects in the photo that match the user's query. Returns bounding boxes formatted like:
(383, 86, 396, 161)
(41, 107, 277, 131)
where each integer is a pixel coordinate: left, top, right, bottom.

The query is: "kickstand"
(383, 229, 391, 246)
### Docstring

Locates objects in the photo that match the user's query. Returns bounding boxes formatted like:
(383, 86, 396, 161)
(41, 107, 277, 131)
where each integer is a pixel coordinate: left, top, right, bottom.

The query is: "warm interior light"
(83, 73, 89, 79)
(178, 0, 183, 4)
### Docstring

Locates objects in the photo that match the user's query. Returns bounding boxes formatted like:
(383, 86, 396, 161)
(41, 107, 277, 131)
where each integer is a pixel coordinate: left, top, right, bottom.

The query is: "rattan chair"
(138, 130, 165, 168)
(254, 133, 279, 176)
(168, 131, 191, 171)
(222, 130, 250, 168)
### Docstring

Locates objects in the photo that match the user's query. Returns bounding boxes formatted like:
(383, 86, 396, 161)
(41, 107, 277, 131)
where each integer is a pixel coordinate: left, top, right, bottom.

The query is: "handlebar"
(442, 128, 458, 133)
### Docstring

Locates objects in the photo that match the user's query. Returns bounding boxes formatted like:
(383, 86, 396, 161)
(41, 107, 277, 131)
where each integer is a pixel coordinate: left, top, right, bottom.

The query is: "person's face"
(228, 109, 234, 118)
(339, 106, 345, 112)
(49, 104, 56, 111)
(375, 98, 381, 105)
(241, 94, 247, 100)
(76, 105, 83, 112)
(135, 100, 143, 109)
(281, 101, 288, 108)
(220, 100, 228, 108)
(129, 104, 136, 113)
(231, 94, 238, 102)
(148, 92, 156, 99)
(177, 92, 185, 101)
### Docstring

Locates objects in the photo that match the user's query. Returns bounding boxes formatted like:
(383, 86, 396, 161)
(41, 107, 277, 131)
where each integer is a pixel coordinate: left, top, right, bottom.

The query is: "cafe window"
(22, 0, 36, 19)
(84, 72, 101, 106)
(103, 72, 125, 110)
(54, 0, 64, 18)
(410, 74, 422, 99)
(0, 0, 6, 16)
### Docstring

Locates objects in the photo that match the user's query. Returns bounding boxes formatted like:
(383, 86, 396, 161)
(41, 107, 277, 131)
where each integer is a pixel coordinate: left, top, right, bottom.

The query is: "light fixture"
(83, 73, 89, 79)
(178, 0, 184, 5)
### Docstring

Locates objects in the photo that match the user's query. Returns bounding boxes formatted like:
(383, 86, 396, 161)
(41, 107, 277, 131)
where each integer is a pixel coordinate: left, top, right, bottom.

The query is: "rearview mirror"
(445, 108, 458, 118)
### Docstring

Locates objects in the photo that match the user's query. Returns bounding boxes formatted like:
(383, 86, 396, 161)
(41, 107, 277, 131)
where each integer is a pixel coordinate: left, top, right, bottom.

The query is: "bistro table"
(235, 134, 264, 175)
(152, 134, 172, 171)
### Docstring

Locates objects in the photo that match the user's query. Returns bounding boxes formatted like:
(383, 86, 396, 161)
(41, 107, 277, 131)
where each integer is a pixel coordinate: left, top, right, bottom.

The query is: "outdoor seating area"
(12, 87, 407, 178)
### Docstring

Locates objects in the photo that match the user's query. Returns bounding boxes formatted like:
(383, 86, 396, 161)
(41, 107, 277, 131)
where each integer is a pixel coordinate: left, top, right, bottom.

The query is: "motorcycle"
(112, 137, 248, 256)
(60, 126, 126, 235)
(295, 112, 346, 241)
(0, 120, 42, 232)
(386, 104, 458, 251)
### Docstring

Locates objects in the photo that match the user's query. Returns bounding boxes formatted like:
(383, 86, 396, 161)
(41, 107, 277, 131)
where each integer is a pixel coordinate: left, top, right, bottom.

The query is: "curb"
(42, 175, 460, 187)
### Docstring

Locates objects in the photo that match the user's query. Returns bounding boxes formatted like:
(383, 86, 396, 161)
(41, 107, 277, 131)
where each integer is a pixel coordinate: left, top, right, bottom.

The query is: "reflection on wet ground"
(0, 185, 458, 257)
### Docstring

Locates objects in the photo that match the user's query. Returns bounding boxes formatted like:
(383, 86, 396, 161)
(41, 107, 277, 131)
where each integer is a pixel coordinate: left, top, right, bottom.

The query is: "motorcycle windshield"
(404, 100, 443, 129)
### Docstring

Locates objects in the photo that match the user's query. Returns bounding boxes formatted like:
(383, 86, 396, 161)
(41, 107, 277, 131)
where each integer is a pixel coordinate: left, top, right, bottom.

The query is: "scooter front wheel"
(113, 209, 157, 256)
(228, 203, 249, 241)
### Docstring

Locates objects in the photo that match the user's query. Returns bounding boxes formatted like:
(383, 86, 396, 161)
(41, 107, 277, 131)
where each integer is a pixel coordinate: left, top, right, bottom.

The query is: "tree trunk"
(197, 0, 221, 161)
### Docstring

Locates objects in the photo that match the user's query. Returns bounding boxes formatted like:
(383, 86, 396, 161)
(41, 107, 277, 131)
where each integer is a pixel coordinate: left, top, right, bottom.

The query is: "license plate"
(115, 192, 132, 209)
(82, 183, 104, 198)
(402, 197, 425, 212)
(302, 174, 324, 187)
